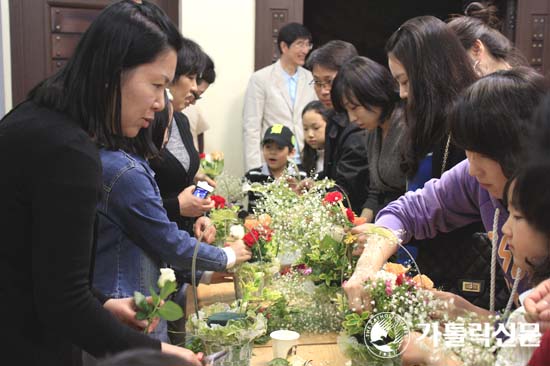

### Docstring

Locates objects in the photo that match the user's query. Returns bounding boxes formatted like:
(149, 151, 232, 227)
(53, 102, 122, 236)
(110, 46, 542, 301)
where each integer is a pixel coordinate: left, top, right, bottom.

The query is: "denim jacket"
(93, 150, 227, 339)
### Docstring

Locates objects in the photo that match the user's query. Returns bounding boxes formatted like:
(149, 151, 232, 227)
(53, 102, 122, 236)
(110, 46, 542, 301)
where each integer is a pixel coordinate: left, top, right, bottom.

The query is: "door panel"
(9, 0, 179, 106)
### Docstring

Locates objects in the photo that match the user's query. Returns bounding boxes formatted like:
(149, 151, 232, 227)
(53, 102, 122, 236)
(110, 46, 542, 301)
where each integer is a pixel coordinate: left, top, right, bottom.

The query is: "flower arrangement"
(338, 262, 439, 365)
(250, 176, 352, 270)
(208, 195, 240, 245)
(133, 268, 183, 333)
(186, 302, 267, 366)
(199, 151, 224, 179)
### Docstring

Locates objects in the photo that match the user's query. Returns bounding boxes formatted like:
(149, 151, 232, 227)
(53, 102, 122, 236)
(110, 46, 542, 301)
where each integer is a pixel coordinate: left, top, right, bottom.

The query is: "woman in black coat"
(0, 1, 202, 365)
(150, 41, 216, 237)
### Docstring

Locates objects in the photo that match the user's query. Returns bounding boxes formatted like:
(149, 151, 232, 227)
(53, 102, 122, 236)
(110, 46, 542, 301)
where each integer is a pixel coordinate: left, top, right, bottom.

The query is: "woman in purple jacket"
(345, 67, 547, 315)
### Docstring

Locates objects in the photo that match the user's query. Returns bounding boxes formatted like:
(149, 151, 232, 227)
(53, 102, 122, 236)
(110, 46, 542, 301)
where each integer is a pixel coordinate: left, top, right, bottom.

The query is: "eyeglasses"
(292, 40, 313, 50)
(309, 79, 333, 89)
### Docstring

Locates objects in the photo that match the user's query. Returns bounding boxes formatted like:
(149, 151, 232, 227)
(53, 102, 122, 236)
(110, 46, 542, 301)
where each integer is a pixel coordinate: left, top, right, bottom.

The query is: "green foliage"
(186, 302, 267, 347)
(133, 270, 183, 333)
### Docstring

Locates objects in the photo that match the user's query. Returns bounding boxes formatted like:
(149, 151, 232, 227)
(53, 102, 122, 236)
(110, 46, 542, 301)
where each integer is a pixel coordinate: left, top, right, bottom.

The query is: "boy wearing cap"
(245, 124, 307, 213)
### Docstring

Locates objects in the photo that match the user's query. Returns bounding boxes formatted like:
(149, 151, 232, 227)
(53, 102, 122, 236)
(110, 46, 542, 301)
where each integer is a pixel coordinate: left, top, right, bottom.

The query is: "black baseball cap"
(262, 124, 296, 149)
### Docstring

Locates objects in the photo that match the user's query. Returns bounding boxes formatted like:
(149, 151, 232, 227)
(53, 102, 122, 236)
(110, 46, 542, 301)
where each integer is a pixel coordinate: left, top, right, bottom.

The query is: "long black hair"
(331, 56, 400, 124)
(450, 67, 547, 178)
(301, 100, 330, 176)
(28, 0, 182, 158)
(386, 16, 477, 178)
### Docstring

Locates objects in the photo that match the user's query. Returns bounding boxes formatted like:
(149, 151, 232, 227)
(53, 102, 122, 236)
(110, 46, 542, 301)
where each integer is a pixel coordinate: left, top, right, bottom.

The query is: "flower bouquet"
(186, 302, 267, 366)
(231, 215, 278, 299)
(199, 151, 224, 179)
(338, 262, 438, 366)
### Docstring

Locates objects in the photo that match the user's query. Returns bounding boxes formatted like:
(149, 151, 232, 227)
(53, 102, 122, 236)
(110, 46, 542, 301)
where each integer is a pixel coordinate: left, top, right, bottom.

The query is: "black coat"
(0, 101, 159, 366)
(150, 111, 200, 233)
(322, 111, 369, 215)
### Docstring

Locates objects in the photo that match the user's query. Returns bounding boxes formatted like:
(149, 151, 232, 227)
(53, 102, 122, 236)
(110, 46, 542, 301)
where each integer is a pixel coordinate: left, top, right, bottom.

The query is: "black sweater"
(150, 111, 200, 233)
(323, 111, 369, 215)
(0, 101, 159, 365)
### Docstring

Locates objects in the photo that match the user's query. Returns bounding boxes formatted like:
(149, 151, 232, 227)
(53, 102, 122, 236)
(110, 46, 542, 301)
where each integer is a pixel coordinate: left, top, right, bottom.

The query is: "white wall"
(180, 0, 255, 177)
(0, 0, 11, 115)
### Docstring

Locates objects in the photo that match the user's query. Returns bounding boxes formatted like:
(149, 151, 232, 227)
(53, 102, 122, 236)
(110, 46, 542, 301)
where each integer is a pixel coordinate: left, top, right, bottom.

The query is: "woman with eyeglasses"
(305, 40, 369, 215)
(150, 39, 215, 237)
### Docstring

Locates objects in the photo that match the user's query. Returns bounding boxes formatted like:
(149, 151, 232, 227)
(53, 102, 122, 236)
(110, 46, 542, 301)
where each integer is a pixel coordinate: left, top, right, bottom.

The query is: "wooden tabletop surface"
(187, 282, 350, 366)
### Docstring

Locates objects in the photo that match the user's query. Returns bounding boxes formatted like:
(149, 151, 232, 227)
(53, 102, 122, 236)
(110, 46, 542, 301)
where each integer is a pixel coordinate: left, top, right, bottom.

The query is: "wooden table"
(187, 283, 350, 366)
(251, 332, 349, 366)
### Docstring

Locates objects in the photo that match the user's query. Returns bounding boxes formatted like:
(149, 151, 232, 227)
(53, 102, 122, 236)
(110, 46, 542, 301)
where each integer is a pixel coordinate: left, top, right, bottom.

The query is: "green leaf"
(159, 280, 177, 299)
(157, 300, 183, 321)
(320, 235, 338, 251)
(133, 291, 147, 311)
(149, 286, 160, 305)
(135, 310, 148, 321)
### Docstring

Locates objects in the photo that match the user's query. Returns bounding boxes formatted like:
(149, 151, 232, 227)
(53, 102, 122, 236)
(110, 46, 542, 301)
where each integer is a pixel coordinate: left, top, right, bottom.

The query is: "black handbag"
(414, 225, 510, 310)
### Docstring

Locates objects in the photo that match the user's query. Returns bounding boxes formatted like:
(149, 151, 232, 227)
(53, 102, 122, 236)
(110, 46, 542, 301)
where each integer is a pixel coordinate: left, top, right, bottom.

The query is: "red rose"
(210, 195, 226, 209)
(199, 153, 206, 159)
(346, 208, 355, 223)
(396, 273, 405, 286)
(243, 229, 260, 247)
(262, 229, 272, 242)
(323, 191, 343, 204)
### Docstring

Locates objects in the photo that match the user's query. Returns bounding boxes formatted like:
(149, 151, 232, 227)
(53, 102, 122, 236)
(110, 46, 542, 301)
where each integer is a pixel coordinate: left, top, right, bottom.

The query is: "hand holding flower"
(194, 172, 217, 188)
(133, 268, 184, 333)
(104, 297, 160, 333)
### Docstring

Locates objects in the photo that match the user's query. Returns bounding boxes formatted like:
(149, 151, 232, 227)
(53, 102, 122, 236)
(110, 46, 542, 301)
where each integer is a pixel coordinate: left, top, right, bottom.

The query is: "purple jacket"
(376, 159, 528, 294)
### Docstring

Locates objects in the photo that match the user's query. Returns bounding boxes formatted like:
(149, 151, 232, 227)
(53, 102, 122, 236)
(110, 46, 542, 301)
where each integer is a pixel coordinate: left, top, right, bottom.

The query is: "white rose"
(204, 153, 213, 163)
(158, 268, 176, 288)
(229, 225, 245, 240)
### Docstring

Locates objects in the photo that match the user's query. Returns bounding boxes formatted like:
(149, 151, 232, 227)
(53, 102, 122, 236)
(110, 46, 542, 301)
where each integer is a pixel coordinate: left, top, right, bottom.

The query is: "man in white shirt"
(242, 22, 317, 171)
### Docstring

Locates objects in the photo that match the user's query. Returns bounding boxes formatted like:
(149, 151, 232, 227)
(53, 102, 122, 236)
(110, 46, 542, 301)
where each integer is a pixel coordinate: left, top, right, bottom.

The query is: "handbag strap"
(440, 134, 452, 175)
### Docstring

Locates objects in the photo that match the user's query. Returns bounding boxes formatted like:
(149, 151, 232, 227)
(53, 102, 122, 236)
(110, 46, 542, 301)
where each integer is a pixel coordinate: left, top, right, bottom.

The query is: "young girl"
(301, 100, 329, 177)
(345, 67, 548, 316)
(332, 56, 406, 223)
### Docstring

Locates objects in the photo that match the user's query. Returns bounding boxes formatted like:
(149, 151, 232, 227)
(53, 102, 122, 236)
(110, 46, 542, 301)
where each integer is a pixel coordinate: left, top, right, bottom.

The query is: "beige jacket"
(242, 59, 317, 171)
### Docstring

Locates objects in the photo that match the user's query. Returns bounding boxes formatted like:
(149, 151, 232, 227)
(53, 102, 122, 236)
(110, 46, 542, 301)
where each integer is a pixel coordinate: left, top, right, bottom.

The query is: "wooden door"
(515, 0, 550, 75)
(9, 0, 179, 106)
(254, 0, 304, 71)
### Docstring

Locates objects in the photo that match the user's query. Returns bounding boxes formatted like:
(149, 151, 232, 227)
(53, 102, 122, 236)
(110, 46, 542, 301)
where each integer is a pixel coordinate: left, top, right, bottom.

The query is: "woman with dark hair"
(345, 68, 547, 316)
(150, 40, 214, 235)
(305, 40, 369, 214)
(386, 15, 477, 181)
(301, 100, 329, 177)
(331, 56, 406, 222)
(94, 90, 251, 343)
(0, 1, 203, 364)
(384, 16, 497, 304)
(447, 2, 528, 76)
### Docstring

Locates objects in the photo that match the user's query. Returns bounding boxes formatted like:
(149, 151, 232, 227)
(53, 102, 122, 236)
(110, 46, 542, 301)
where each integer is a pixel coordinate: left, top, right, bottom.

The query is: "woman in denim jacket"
(94, 92, 251, 342)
